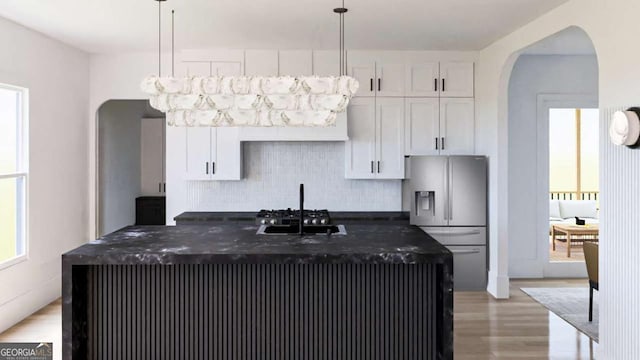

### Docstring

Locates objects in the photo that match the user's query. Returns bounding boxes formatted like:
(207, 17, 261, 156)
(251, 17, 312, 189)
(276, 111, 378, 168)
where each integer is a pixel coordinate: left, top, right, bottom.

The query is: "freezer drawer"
(447, 245, 487, 291)
(420, 227, 486, 246)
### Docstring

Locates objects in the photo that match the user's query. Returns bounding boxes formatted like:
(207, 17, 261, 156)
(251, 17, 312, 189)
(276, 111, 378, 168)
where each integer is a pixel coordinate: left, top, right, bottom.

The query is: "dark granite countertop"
(63, 224, 450, 265)
(174, 211, 410, 224)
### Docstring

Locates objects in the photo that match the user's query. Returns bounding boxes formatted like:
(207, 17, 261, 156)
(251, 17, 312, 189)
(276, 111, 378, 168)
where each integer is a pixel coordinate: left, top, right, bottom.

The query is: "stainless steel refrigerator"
(409, 156, 487, 290)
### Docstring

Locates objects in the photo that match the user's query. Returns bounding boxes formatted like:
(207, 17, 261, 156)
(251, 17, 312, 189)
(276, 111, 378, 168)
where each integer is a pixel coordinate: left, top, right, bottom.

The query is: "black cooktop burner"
(256, 209, 331, 226)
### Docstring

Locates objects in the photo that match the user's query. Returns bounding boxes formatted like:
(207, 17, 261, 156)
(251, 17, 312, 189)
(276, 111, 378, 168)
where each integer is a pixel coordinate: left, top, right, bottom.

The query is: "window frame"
(0, 82, 29, 270)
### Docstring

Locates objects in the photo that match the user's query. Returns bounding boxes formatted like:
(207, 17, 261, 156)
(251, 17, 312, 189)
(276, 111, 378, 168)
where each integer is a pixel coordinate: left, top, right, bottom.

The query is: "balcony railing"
(549, 191, 599, 201)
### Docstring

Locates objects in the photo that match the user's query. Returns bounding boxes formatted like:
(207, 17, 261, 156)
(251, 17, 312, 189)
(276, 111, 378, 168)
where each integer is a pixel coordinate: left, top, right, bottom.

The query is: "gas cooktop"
(256, 209, 331, 226)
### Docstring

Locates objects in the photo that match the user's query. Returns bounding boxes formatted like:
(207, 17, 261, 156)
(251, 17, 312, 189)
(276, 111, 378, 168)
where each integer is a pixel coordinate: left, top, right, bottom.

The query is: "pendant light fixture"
(141, 0, 359, 127)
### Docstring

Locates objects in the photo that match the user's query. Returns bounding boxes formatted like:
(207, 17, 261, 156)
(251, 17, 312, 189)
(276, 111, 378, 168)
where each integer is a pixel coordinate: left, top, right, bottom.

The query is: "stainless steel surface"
(446, 245, 487, 291)
(257, 224, 347, 236)
(449, 156, 487, 226)
(409, 156, 486, 227)
(420, 227, 486, 246)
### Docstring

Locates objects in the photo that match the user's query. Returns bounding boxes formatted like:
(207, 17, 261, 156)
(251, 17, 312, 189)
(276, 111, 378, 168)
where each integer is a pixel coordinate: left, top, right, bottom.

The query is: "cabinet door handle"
(441, 137, 445, 150)
(370, 78, 373, 92)
(206, 162, 209, 174)
(434, 78, 438, 92)
(158, 182, 161, 193)
(378, 78, 381, 92)
(435, 137, 439, 150)
(442, 78, 446, 92)
(377, 161, 381, 173)
(212, 161, 216, 175)
(370, 161, 374, 174)
(163, 183, 166, 193)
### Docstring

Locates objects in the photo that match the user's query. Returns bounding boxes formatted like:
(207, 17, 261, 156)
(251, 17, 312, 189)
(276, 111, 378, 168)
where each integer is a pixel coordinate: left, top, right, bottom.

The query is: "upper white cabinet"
(439, 62, 474, 98)
(279, 50, 312, 76)
(404, 97, 475, 156)
(348, 52, 405, 97)
(185, 127, 242, 181)
(439, 98, 475, 155)
(406, 62, 440, 97)
(312, 50, 339, 76)
(244, 50, 278, 76)
(346, 97, 405, 179)
(405, 98, 440, 155)
(140, 117, 166, 195)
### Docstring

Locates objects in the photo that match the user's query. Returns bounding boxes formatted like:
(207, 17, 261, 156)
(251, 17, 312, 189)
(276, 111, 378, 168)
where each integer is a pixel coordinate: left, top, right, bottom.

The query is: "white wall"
(98, 100, 147, 235)
(508, 55, 598, 278)
(0, 17, 89, 332)
(475, 0, 640, 356)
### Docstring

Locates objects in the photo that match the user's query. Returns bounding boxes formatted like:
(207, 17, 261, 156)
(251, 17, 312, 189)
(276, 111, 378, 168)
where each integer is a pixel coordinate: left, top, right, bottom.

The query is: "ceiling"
(0, 0, 570, 54)
(523, 27, 596, 55)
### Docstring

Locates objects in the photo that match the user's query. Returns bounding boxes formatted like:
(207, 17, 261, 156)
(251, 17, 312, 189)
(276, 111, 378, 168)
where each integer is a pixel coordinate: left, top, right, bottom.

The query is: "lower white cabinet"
(405, 97, 475, 156)
(346, 97, 405, 179)
(185, 127, 242, 181)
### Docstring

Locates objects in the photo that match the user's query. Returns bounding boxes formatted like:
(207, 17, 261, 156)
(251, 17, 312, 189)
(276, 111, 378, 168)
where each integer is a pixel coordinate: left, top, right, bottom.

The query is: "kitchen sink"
(257, 224, 347, 235)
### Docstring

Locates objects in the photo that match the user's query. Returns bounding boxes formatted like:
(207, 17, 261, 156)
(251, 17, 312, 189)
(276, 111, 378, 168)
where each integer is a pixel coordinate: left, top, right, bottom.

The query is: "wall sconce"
(610, 108, 640, 148)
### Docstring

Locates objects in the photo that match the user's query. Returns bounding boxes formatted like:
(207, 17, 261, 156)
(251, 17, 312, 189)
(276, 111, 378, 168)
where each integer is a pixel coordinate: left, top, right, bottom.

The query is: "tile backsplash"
(186, 142, 402, 211)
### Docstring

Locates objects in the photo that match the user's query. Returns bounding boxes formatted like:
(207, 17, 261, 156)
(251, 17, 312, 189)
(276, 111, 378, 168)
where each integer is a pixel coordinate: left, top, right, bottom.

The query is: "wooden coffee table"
(552, 224, 599, 257)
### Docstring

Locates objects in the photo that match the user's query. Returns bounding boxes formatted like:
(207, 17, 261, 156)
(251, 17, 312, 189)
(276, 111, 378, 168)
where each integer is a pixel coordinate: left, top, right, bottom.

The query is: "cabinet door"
(440, 98, 475, 155)
(279, 50, 312, 76)
(212, 61, 243, 76)
(185, 128, 212, 180)
(210, 127, 242, 180)
(140, 118, 165, 195)
(440, 62, 474, 97)
(376, 98, 405, 179)
(405, 98, 440, 156)
(245, 50, 278, 76)
(345, 97, 377, 179)
(347, 61, 375, 97)
(375, 63, 405, 97)
(406, 62, 439, 97)
(184, 61, 211, 76)
(312, 50, 340, 76)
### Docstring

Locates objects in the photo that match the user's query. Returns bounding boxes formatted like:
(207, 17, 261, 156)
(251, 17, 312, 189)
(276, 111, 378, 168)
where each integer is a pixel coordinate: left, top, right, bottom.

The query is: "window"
(0, 83, 28, 266)
(549, 108, 599, 201)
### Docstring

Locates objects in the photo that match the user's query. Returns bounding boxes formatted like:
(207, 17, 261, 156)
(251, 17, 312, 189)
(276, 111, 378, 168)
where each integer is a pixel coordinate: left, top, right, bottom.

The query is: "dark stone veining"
(63, 224, 450, 265)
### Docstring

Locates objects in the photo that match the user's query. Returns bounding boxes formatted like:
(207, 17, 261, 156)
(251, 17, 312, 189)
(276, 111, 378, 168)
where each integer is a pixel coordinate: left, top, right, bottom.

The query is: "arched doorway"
(505, 27, 599, 278)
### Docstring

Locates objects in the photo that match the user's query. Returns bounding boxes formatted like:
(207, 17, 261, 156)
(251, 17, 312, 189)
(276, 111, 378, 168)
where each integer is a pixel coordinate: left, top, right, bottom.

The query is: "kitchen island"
(63, 223, 453, 359)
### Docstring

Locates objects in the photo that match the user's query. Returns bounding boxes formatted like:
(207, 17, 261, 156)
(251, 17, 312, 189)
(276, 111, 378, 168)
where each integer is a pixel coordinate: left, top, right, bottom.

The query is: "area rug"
(521, 287, 599, 342)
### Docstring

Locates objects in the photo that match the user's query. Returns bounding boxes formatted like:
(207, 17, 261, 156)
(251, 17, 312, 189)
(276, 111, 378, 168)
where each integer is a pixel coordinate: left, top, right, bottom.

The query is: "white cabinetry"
(406, 62, 440, 97)
(279, 50, 312, 75)
(348, 52, 405, 97)
(439, 62, 474, 98)
(140, 117, 166, 194)
(404, 97, 474, 156)
(182, 61, 242, 181)
(346, 97, 404, 179)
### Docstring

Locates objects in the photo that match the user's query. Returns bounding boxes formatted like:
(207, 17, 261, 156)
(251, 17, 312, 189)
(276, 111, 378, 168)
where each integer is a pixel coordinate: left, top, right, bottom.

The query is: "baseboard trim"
(0, 275, 61, 333)
(487, 270, 510, 299)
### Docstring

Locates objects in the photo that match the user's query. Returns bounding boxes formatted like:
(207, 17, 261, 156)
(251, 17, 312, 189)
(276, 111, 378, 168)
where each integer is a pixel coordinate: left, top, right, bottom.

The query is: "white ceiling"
(0, 0, 570, 54)
(523, 27, 596, 55)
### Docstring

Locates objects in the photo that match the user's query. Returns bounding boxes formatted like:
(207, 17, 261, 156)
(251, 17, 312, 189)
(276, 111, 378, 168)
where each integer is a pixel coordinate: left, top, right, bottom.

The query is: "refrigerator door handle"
(443, 159, 449, 221)
(449, 158, 454, 221)
(450, 249, 481, 255)
(448, 229, 482, 236)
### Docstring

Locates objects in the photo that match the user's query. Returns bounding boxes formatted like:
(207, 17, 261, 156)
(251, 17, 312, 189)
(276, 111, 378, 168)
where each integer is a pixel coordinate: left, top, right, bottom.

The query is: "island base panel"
(70, 264, 452, 359)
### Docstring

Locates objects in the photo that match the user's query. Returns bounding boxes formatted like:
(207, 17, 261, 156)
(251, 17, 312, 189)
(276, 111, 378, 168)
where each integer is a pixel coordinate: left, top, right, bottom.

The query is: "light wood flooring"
(0, 280, 596, 359)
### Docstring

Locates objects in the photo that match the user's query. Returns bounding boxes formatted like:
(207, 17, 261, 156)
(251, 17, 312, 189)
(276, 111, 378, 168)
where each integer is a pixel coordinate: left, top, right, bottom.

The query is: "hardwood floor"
(0, 280, 596, 360)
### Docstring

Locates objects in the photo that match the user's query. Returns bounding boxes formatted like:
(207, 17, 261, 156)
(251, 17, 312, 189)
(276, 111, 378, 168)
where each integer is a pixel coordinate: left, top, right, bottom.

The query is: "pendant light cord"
(158, 0, 162, 76)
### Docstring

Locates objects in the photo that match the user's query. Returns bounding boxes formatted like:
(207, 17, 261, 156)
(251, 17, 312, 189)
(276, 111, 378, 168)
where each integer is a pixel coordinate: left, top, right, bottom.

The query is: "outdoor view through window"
(0, 84, 27, 264)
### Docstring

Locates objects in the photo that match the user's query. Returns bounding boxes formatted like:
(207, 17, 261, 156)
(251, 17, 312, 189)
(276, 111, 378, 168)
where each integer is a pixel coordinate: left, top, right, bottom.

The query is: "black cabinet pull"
(370, 161, 374, 173)
(434, 78, 438, 92)
(370, 78, 373, 92)
(442, 78, 446, 92)
(158, 182, 161, 193)
(212, 162, 216, 174)
(435, 137, 439, 150)
(206, 162, 209, 174)
(441, 137, 445, 150)
(378, 78, 381, 92)
(377, 161, 381, 173)
(163, 183, 166, 192)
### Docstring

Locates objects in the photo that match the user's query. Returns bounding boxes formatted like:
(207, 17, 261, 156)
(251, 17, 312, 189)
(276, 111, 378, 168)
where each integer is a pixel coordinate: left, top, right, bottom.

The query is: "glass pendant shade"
(141, 75, 359, 127)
